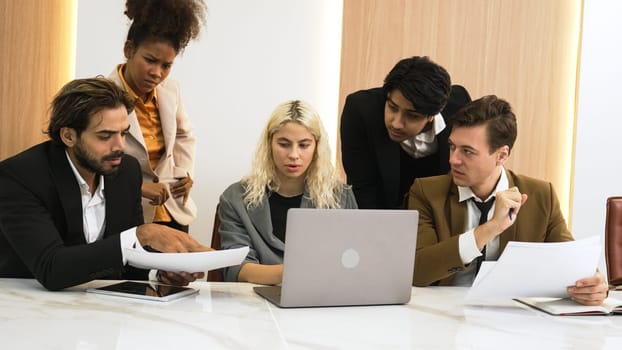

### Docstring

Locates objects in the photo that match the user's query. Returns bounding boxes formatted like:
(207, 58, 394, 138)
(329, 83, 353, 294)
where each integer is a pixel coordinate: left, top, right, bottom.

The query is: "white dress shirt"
(453, 167, 509, 286)
(400, 113, 445, 158)
(65, 151, 143, 265)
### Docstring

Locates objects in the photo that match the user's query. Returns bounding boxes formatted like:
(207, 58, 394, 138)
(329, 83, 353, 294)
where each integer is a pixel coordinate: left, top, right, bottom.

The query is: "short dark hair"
(125, 0, 206, 53)
(382, 56, 451, 115)
(46, 77, 134, 145)
(452, 95, 517, 153)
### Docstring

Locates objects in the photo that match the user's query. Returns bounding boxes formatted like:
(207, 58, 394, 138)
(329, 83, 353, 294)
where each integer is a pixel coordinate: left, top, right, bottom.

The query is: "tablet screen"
(86, 281, 198, 302)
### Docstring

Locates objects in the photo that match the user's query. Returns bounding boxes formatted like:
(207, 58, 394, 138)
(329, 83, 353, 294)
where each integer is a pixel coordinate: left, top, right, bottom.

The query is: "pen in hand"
(509, 209, 514, 221)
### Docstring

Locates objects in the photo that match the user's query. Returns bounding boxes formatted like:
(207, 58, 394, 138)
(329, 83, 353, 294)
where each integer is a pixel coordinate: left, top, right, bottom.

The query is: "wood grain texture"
(338, 0, 582, 218)
(0, 0, 76, 160)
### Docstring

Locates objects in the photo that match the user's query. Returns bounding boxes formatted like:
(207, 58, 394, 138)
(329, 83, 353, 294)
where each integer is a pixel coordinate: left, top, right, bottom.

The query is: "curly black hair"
(125, 0, 206, 53)
(383, 56, 451, 116)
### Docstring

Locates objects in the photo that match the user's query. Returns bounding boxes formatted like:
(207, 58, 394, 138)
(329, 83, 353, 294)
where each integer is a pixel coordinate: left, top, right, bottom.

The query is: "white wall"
(76, 1, 344, 245)
(572, 0, 622, 242)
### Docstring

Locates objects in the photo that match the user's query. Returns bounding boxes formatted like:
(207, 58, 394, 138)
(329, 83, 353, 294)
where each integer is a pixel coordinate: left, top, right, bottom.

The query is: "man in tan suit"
(409, 95, 607, 306)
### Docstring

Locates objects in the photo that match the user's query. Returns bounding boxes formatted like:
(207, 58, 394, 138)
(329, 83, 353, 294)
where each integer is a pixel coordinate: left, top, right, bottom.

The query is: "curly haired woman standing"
(108, 0, 206, 233)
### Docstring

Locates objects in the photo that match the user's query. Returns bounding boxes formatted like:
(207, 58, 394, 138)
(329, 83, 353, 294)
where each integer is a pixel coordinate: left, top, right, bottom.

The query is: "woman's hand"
(171, 174, 193, 205)
(142, 182, 169, 206)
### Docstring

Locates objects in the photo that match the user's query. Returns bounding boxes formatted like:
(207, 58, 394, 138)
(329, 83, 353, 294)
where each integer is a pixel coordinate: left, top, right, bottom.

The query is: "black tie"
(473, 197, 495, 274)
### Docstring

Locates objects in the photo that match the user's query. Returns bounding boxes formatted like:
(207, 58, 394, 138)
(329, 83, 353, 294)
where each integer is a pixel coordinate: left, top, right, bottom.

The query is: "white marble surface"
(1, 279, 622, 349)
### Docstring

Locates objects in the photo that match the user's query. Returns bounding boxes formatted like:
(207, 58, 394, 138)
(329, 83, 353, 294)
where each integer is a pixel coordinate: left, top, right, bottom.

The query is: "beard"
(73, 140, 124, 176)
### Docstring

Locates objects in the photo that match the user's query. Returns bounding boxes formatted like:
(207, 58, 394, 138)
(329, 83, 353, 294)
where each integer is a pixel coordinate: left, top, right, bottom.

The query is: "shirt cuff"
(120, 227, 158, 279)
(459, 229, 483, 264)
(119, 227, 146, 265)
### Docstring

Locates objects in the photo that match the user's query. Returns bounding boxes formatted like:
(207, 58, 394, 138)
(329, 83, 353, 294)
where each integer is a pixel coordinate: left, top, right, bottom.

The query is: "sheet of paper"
(466, 236, 601, 300)
(124, 246, 249, 273)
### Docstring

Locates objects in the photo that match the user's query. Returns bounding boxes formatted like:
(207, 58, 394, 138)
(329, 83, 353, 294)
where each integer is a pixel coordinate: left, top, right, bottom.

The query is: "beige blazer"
(408, 169, 573, 286)
(109, 69, 197, 225)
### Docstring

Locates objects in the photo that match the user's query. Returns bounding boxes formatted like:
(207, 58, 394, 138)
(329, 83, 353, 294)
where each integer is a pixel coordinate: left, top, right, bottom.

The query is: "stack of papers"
(466, 236, 601, 300)
(125, 246, 249, 273)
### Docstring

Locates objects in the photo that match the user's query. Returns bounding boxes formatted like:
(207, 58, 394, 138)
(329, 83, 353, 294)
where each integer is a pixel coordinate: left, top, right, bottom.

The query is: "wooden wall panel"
(339, 0, 582, 219)
(0, 0, 76, 160)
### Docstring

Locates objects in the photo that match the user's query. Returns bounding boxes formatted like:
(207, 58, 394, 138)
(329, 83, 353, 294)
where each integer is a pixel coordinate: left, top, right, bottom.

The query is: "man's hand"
(474, 187, 528, 250)
(136, 223, 212, 253)
(142, 182, 169, 206)
(567, 271, 608, 306)
(489, 187, 528, 232)
(157, 270, 205, 286)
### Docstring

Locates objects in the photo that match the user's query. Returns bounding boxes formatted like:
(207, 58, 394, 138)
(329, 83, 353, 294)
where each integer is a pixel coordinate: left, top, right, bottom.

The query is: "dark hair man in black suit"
(0, 78, 209, 290)
(340, 56, 471, 209)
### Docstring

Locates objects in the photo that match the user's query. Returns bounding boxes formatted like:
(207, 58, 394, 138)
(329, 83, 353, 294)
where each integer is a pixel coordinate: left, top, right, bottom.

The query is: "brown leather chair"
(206, 205, 224, 282)
(605, 196, 622, 285)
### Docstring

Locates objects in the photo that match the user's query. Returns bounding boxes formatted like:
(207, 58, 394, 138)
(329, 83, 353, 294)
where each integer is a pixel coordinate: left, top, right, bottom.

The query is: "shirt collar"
(412, 113, 445, 143)
(65, 151, 105, 197)
(457, 166, 509, 203)
(117, 64, 157, 103)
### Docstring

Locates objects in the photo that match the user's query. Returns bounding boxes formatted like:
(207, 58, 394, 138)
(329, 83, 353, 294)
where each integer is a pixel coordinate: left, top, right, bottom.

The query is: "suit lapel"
(103, 171, 121, 237)
(448, 183, 467, 237)
(48, 145, 86, 244)
(109, 68, 147, 152)
(247, 194, 285, 251)
(436, 128, 450, 173)
(127, 109, 146, 152)
(156, 83, 176, 158)
(375, 129, 400, 207)
(499, 169, 518, 251)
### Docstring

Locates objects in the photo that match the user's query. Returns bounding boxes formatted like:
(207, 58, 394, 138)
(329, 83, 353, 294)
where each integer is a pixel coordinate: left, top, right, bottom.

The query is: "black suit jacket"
(340, 85, 471, 209)
(0, 141, 147, 290)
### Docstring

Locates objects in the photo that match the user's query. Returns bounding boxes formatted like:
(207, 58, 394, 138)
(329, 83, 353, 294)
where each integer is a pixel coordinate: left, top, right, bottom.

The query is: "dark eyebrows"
(94, 125, 131, 136)
(448, 138, 477, 153)
(387, 96, 420, 115)
(143, 53, 174, 66)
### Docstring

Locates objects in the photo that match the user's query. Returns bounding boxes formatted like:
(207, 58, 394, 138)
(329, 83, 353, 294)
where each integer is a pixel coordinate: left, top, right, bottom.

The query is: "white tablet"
(86, 281, 198, 302)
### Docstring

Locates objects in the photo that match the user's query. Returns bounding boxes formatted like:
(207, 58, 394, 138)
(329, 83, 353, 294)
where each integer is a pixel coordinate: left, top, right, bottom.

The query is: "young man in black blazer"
(340, 56, 471, 209)
(0, 78, 209, 290)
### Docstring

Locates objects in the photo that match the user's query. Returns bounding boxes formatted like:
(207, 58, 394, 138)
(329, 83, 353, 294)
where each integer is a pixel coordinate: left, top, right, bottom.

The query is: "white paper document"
(466, 236, 601, 300)
(125, 246, 249, 273)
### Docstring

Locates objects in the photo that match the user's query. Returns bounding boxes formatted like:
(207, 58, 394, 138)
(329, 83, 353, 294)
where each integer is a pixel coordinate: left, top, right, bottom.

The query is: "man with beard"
(0, 78, 210, 291)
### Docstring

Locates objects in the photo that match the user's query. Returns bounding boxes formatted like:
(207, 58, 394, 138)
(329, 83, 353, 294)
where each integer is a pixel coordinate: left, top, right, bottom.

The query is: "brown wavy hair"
(47, 77, 134, 145)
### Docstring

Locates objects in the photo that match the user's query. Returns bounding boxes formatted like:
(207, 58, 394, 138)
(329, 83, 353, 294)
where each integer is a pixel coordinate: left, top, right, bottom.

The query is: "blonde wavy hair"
(242, 100, 344, 209)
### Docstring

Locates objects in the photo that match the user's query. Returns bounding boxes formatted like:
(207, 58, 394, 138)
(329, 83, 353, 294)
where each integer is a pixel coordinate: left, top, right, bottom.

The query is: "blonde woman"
(219, 100, 358, 285)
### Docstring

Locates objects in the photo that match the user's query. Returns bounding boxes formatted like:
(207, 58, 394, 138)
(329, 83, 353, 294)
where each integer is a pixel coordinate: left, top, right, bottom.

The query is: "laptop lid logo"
(341, 248, 360, 269)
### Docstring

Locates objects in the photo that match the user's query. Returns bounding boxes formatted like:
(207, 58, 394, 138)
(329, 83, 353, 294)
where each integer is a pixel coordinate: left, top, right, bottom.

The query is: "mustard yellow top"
(118, 64, 172, 222)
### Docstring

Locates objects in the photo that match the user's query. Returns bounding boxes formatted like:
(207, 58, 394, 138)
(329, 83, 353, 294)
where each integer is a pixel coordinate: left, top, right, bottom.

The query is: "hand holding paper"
(466, 236, 602, 301)
(126, 246, 250, 274)
(136, 223, 211, 253)
(566, 271, 608, 306)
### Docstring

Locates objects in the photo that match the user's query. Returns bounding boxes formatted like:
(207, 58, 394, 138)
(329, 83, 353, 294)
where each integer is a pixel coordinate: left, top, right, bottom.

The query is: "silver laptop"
(254, 209, 418, 308)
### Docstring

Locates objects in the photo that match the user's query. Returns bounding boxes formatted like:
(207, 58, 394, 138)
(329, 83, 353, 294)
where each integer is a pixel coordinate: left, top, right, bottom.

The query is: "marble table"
(1, 278, 622, 349)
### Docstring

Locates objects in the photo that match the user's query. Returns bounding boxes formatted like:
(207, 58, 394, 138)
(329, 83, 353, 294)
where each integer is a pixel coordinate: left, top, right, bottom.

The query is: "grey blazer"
(218, 181, 358, 281)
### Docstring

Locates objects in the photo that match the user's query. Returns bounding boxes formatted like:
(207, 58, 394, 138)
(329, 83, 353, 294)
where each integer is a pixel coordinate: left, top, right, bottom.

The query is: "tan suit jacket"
(109, 69, 197, 225)
(408, 169, 573, 286)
